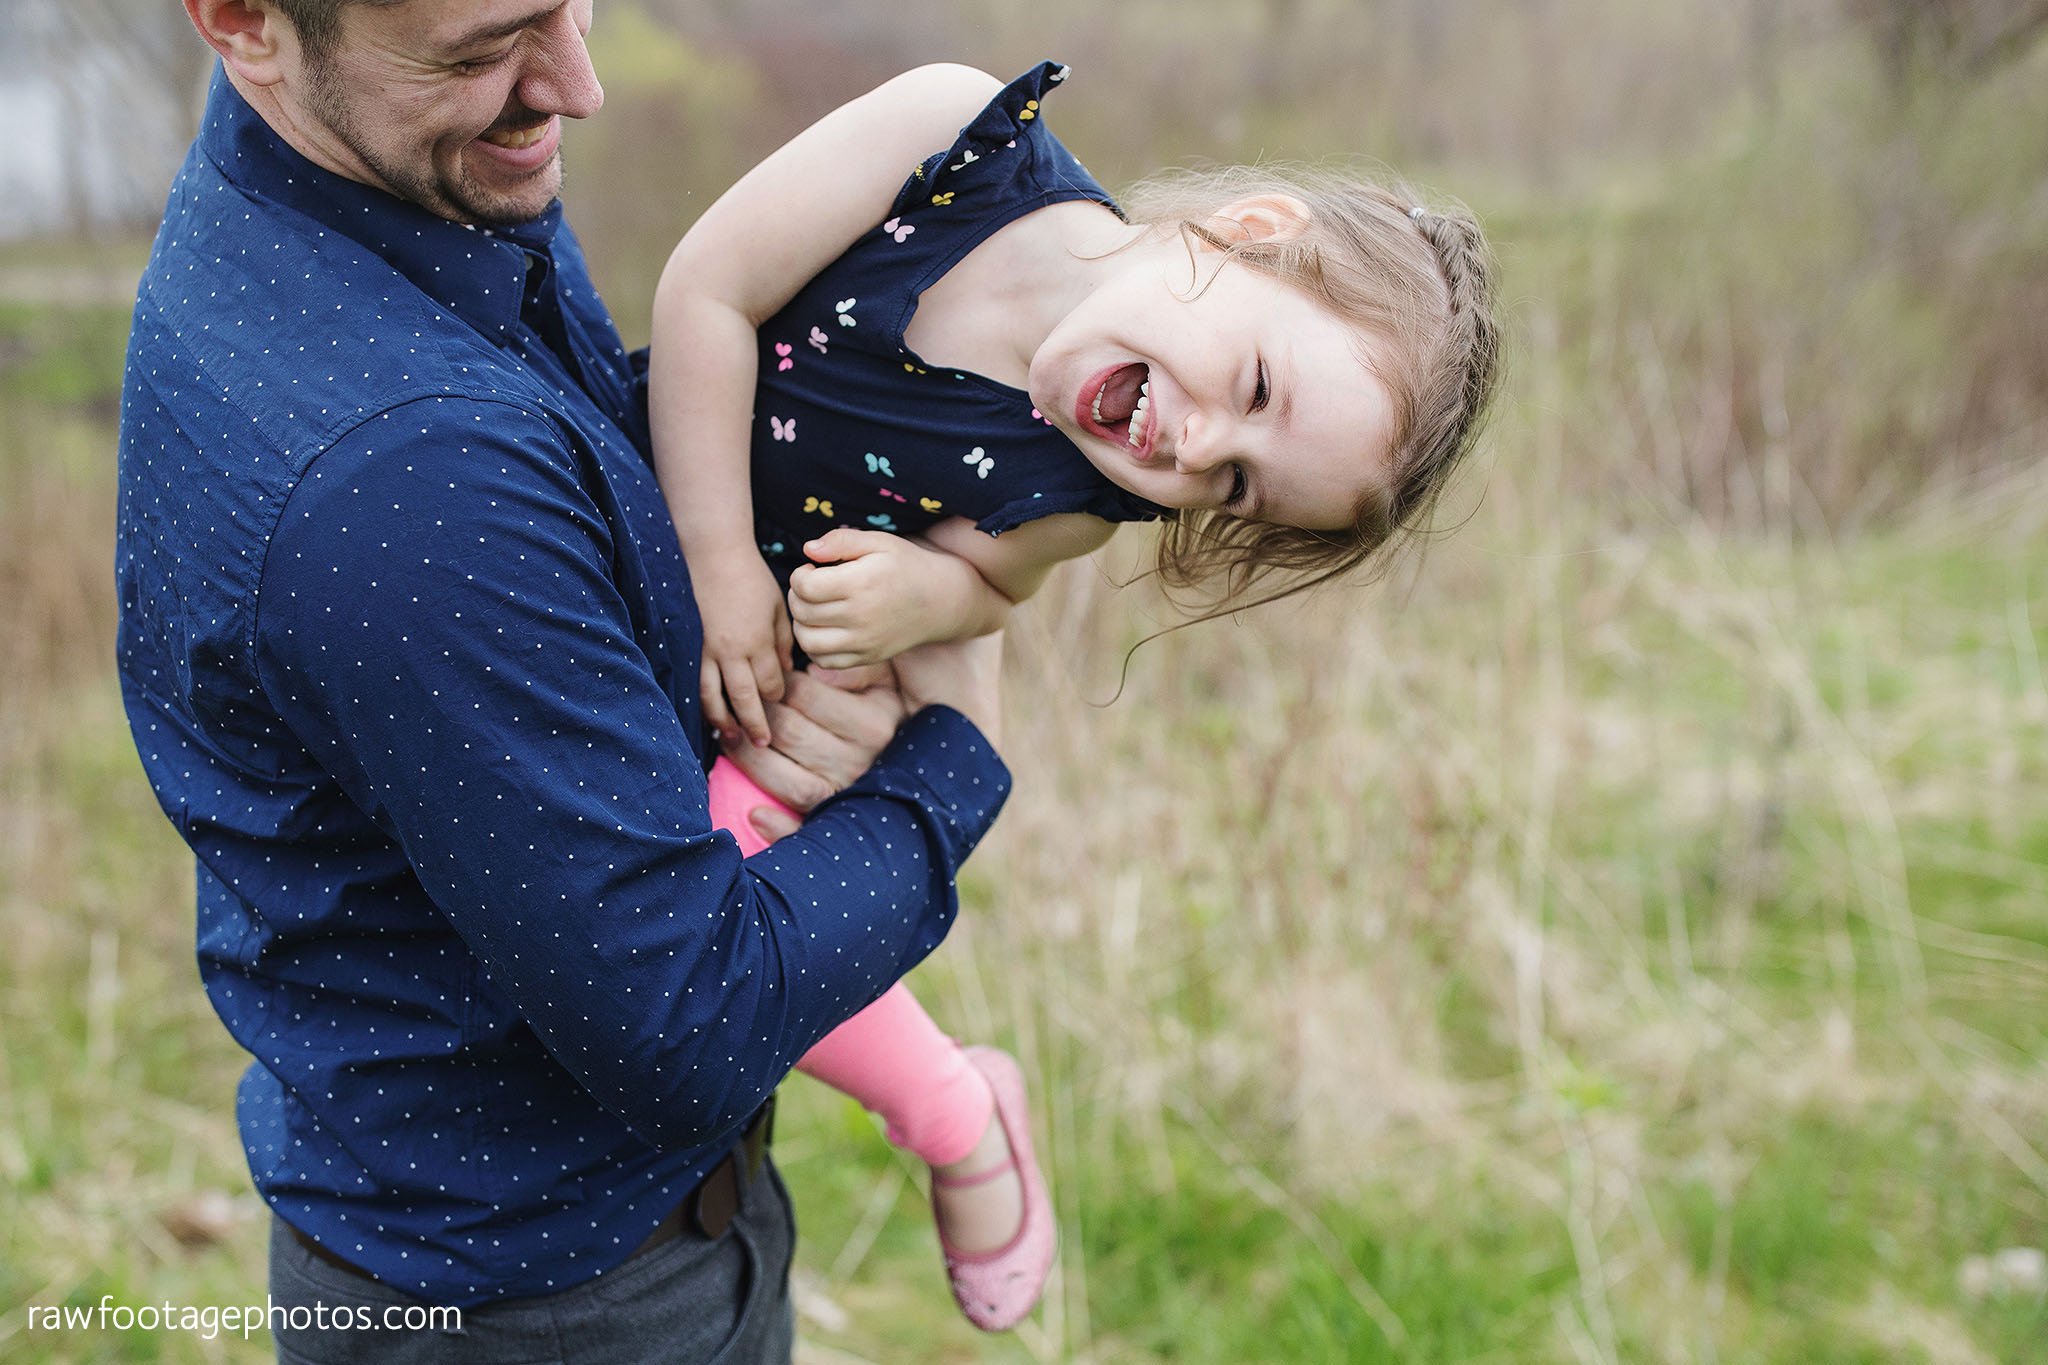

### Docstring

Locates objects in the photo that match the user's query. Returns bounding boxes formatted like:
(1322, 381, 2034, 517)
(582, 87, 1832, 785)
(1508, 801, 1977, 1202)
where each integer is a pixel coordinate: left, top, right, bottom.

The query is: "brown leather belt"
(633, 1093, 776, 1252)
(291, 1095, 777, 1283)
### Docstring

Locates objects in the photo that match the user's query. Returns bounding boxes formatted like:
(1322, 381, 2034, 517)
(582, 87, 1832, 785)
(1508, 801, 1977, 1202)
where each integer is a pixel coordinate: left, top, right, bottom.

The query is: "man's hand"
(722, 666, 908, 812)
(694, 549, 795, 747)
(787, 528, 955, 669)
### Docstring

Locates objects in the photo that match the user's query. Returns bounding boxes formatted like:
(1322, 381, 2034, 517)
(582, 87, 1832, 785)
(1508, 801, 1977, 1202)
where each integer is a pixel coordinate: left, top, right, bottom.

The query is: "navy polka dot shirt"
(113, 68, 1010, 1306)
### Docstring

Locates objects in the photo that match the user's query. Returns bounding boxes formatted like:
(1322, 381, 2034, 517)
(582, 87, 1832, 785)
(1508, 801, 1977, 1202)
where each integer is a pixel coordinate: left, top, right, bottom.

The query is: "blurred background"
(3, 0, 2046, 1360)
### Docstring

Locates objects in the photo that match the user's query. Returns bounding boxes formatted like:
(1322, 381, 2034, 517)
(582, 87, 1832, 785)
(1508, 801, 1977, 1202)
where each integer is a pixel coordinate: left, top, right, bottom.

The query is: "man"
(116, 2, 1009, 1359)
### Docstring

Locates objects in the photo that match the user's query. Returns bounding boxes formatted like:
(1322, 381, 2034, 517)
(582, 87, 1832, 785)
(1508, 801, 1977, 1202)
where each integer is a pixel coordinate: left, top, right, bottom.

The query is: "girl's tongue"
(1094, 363, 1148, 427)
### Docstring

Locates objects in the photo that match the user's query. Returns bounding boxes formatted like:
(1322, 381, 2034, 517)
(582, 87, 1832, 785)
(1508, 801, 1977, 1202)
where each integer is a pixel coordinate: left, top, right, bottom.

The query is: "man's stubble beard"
(300, 58, 561, 227)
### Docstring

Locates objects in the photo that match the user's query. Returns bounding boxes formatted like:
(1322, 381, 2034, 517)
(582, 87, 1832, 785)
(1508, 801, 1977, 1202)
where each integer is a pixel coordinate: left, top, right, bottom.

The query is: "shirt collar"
(195, 64, 563, 339)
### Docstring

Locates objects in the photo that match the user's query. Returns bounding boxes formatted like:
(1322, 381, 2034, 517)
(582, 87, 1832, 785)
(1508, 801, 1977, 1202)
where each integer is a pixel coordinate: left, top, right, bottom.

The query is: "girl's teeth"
(1092, 388, 1104, 424)
(1125, 381, 1149, 448)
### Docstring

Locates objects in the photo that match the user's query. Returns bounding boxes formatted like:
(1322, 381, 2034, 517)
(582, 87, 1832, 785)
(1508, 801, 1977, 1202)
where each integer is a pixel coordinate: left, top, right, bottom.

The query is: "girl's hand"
(695, 551, 795, 747)
(787, 528, 946, 669)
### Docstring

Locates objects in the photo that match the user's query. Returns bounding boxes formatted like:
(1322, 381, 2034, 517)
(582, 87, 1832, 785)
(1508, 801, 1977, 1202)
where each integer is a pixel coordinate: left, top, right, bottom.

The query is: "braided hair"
(1393, 206, 1500, 542)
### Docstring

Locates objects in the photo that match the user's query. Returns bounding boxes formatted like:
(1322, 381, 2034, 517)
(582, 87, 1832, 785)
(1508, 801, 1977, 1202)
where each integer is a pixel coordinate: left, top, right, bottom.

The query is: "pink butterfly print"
(808, 326, 829, 354)
(877, 487, 907, 503)
(1030, 407, 1055, 427)
(882, 217, 915, 243)
(770, 416, 796, 442)
(774, 341, 794, 371)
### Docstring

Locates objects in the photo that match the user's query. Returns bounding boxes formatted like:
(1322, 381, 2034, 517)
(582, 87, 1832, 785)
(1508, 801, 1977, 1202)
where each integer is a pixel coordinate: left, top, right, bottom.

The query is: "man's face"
(288, 0, 602, 225)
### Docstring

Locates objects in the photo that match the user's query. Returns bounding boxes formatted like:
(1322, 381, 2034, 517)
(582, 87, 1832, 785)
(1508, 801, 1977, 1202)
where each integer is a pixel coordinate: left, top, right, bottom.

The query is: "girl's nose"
(1174, 412, 1229, 475)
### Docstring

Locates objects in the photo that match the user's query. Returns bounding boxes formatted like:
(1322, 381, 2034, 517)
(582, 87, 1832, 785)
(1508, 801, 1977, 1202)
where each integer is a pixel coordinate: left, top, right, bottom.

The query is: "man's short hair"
(271, 0, 405, 65)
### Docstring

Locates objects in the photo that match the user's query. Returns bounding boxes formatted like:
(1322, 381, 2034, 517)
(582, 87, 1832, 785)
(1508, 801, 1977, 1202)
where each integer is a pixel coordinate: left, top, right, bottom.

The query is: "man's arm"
(254, 399, 1009, 1151)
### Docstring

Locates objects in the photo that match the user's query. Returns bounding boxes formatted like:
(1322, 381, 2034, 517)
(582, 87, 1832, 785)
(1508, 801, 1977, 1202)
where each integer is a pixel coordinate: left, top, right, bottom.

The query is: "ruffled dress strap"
(891, 61, 1115, 220)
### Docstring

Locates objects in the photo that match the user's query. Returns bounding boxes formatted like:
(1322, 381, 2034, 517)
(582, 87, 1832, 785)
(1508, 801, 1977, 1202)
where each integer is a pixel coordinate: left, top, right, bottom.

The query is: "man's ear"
(1193, 193, 1314, 250)
(183, 0, 295, 86)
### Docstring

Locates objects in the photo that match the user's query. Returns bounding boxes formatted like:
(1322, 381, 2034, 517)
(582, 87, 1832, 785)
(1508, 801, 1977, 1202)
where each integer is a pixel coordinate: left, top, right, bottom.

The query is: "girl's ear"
(1195, 194, 1314, 250)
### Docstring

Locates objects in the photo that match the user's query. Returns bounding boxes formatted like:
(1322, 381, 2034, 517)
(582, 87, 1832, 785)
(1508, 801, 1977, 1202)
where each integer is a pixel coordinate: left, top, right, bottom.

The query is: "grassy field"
(4, 11, 2048, 1364)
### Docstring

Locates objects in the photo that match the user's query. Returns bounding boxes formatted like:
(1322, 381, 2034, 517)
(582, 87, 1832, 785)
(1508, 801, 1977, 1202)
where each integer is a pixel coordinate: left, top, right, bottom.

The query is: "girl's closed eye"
(1248, 357, 1270, 415)
(1226, 463, 1249, 507)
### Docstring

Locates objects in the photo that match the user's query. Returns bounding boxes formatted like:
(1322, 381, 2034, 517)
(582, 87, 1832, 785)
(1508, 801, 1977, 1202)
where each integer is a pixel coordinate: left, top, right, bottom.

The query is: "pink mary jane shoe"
(933, 1046, 1056, 1332)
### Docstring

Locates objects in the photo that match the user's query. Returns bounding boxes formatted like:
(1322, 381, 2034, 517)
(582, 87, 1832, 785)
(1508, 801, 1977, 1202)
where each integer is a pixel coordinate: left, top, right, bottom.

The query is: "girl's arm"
(649, 63, 1005, 744)
(787, 513, 1118, 670)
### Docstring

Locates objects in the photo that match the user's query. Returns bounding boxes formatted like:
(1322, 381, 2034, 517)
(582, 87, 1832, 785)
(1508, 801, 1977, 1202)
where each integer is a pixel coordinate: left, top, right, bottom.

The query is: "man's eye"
(1227, 464, 1248, 507)
(1249, 358, 1270, 414)
(453, 45, 517, 74)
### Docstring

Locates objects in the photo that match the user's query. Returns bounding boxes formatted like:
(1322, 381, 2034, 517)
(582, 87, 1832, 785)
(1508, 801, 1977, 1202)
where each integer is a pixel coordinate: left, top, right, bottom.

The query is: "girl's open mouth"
(1077, 362, 1153, 457)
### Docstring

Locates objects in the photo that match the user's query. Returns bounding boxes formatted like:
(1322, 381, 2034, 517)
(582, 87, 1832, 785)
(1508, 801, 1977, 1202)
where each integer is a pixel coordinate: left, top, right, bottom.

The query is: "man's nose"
(520, 9, 605, 120)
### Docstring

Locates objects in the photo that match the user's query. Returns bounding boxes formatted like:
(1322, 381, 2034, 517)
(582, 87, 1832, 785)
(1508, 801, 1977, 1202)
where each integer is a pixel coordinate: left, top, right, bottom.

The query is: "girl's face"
(1028, 207, 1398, 533)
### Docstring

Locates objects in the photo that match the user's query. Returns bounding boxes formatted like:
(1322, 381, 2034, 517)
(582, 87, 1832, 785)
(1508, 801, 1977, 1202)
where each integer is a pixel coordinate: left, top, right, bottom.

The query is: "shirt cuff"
(837, 703, 1011, 859)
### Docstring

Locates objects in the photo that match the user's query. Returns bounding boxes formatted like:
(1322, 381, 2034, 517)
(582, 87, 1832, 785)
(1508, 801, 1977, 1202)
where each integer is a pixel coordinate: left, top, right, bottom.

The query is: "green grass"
(1666, 1107, 2048, 1363)
(771, 1081, 1582, 1363)
(0, 300, 132, 411)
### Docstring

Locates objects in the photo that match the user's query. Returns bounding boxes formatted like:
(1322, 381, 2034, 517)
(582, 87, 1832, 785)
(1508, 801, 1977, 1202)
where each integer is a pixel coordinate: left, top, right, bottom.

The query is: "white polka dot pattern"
(112, 67, 1011, 1308)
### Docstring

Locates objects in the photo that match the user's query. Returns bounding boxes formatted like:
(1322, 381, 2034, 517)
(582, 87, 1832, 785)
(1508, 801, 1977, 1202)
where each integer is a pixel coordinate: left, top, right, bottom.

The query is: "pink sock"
(797, 983, 994, 1166)
(707, 759, 995, 1166)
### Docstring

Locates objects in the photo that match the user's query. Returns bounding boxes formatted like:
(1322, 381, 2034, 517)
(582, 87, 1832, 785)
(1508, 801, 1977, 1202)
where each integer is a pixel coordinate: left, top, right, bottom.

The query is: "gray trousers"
(267, 1161, 796, 1365)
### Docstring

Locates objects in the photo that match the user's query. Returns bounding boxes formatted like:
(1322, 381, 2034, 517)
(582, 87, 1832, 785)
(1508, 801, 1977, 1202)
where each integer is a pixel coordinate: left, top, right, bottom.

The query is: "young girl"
(649, 60, 1499, 1331)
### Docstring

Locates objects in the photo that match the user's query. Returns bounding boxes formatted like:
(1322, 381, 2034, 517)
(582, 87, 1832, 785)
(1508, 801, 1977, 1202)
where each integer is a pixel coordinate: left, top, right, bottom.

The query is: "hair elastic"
(1407, 205, 1427, 222)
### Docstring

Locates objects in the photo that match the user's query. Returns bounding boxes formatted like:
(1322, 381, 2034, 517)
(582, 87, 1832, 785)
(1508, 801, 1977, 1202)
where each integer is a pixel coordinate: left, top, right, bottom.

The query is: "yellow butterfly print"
(803, 496, 835, 518)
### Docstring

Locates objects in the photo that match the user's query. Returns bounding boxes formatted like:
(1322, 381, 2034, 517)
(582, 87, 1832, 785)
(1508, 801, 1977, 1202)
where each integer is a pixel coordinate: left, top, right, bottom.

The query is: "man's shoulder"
(129, 158, 531, 465)
(116, 156, 571, 705)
